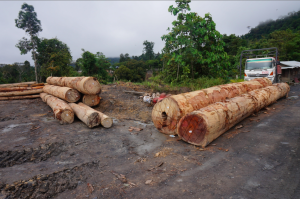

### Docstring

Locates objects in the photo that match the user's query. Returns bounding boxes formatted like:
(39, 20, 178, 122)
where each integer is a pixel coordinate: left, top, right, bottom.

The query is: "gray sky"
(0, 1, 299, 65)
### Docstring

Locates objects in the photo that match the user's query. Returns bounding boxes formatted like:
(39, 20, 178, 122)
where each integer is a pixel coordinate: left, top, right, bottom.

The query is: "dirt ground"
(0, 82, 299, 199)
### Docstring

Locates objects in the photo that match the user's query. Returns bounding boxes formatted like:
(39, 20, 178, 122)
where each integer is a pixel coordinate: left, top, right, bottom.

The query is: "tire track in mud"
(0, 161, 99, 199)
(0, 142, 65, 168)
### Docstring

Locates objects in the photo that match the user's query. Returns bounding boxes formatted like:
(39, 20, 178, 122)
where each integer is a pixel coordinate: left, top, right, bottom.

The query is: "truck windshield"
(246, 59, 272, 70)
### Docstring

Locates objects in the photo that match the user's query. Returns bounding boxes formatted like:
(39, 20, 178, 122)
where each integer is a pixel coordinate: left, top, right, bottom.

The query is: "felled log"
(177, 83, 290, 147)
(0, 95, 40, 101)
(82, 94, 101, 106)
(43, 85, 80, 103)
(40, 93, 74, 124)
(0, 81, 36, 88)
(0, 86, 43, 92)
(69, 103, 101, 128)
(152, 78, 272, 135)
(31, 83, 45, 87)
(46, 77, 101, 94)
(78, 102, 113, 128)
(0, 89, 43, 97)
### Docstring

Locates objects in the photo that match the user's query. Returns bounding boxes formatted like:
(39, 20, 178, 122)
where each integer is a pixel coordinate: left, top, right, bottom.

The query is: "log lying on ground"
(0, 95, 40, 101)
(78, 102, 113, 128)
(177, 83, 290, 147)
(82, 94, 101, 106)
(0, 81, 36, 88)
(0, 86, 43, 92)
(152, 78, 272, 135)
(46, 77, 101, 94)
(40, 93, 74, 124)
(43, 85, 80, 103)
(31, 83, 45, 87)
(69, 103, 101, 128)
(0, 89, 43, 97)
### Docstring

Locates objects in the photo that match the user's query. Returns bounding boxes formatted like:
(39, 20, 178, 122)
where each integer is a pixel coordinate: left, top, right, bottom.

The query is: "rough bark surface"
(152, 78, 272, 135)
(0, 89, 43, 97)
(0, 86, 43, 92)
(69, 103, 101, 128)
(177, 83, 290, 147)
(0, 82, 36, 88)
(40, 93, 74, 124)
(78, 102, 113, 128)
(82, 95, 101, 107)
(46, 77, 101, 95)
(43, 85, 80, 103)
(0, 95, 40, 101)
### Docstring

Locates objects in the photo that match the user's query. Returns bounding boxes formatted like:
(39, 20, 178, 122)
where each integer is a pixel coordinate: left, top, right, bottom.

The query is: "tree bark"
(0, 89, 43, 97)
(0, 82, 36, 88)
(152, 77, 273, 135)
(82, 94, 101, 107)
(0, 87, 43, 92)
(0, 95, 40, 101)
(78, 102, 113, 128)
(46, 76, 101, 94)
(43, 85, 81, 103)
(69, 103, 101, 128)
(177, 83, 290, 147)
(40, 93, 74, 124)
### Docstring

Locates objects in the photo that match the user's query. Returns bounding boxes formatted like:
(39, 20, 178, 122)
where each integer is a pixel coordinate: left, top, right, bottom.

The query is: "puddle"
(134, 121, 154, 128)
(281, 142, 289, 145)
(1, 123, 33, 133)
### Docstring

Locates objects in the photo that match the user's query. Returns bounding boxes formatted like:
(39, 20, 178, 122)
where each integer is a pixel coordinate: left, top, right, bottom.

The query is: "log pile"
(0, 82, 45, 101)
(41, 76, 112, 128)
(152, 78, 290, 147)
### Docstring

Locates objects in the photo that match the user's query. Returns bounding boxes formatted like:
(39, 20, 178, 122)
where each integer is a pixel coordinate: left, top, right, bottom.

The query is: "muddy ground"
(0, 82, 299, 199)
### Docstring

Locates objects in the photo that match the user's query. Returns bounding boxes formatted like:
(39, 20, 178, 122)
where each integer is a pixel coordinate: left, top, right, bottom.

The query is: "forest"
(1, 0, 300, 88)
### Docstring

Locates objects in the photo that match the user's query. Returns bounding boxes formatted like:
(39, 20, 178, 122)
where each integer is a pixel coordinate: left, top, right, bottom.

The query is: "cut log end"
(82, 94, 101, 106)
(101, 118, 113, 128)
(83, 77, 101, 94)
(66, 89, 81, 103)
(61, 110, 74, 124)
(87, 112, 101, 128)
(178, 114, 207, 146)
(152, 97, 181, 135)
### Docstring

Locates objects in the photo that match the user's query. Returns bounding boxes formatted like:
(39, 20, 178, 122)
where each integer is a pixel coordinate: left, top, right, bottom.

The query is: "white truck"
(239, 47, 281, 83)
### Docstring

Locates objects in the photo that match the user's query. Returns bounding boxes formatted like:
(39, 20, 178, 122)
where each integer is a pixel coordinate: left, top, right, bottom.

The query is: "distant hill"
(107, 57, 120, 64)
(242, 10, 300, 40)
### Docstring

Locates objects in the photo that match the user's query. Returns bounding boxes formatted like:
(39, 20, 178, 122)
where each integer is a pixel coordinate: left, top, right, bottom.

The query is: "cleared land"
(0, 82, 299, 199)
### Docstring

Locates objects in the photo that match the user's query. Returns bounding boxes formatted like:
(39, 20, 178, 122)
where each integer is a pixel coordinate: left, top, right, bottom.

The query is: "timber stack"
(40, 76, 112, 128)
(152, 78, 290, 147)
(0, 81, 45, 101)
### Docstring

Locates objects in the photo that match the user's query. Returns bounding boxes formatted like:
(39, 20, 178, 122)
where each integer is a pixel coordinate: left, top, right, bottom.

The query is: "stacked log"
(152, 78, 272, 135)
(69, 103, 101, 128)
(40, 93, 74, 124)
(43, 85, 81, 103)
(82, 94, 101, 107)
(0, 81, 37, 88)
(177, 83, 290, 147)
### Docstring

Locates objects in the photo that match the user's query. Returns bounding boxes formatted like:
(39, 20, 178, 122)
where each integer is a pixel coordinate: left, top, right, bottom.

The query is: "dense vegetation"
(1, 1, 300, 88)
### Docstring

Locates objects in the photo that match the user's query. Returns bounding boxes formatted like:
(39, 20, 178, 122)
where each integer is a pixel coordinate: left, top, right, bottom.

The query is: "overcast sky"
(0, 1, 299, 65)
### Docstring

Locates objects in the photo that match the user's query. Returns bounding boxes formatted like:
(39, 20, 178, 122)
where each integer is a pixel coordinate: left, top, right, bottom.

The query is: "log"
(78, 102, 113, 128)
(69, 103, 101, 128)
(0, 86, 43, 92)
(31, 83, 45, 87)
(82, 94, 101, 107)
(177, 83, 290, 147)
(152, 78, 272, 135)
(40, 93, 74, 124)
(0, 89, 43, 97)
(0, 95, 40, 101)
(43, 85, 80, 103)
(46, 77, 101, 94)
(0, 81, 36, 88)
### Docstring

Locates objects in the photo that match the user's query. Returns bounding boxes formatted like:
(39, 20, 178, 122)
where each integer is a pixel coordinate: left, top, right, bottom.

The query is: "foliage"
(0, 61, 35, 83)
(143, 40, 155, 60)
(15, 3, 42, 82)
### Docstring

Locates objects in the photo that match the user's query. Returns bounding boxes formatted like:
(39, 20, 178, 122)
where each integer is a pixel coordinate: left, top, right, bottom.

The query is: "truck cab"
(244, 57, 277, 83)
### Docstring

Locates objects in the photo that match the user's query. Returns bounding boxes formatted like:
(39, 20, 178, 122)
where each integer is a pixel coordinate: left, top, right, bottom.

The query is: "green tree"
(81, 50, 96, 76)
(114, 65, 133, 81)
(143, 40, 155, 60)
(75, 58, 83, 71)
(15, 3, 42, 82)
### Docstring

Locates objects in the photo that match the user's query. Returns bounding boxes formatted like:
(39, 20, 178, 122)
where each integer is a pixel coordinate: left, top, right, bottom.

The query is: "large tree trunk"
(40, 93, 74, 124)
(43, 85, 81, 103)
(0, 82, 36, 88)
(78, 102, 113, 128)
(46, 77, 101, 94)
(152, 77, 272, 135)
(82, 94, 101, 107)
(0, 86, 43, 92)
(177, 83, 290, 147)
(0, 89, 43, 97)
(69, 103, 101, 128)
(0, 95, 40, 101)
(33, 50, 38, 83)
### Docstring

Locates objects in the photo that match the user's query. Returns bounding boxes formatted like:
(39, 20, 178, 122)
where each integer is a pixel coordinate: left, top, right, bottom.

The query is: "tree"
(81, 51, 96, 76)
(35, 38, 72, 81)
(75, 58, 83, 71)
(15, 3, 42, 82)
(143, 40, 155, 60)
